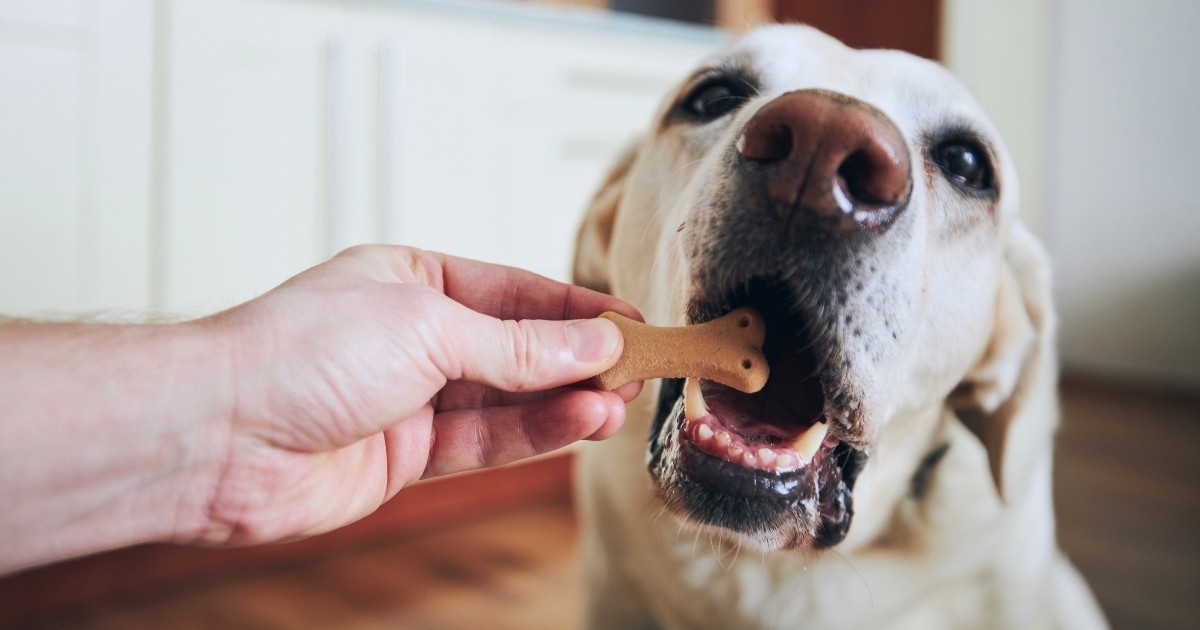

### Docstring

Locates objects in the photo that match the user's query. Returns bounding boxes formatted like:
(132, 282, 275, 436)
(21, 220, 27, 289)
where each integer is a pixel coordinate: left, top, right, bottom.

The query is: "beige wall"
(1045, 0, 1200, 389)
(943, 0, 1200, 390)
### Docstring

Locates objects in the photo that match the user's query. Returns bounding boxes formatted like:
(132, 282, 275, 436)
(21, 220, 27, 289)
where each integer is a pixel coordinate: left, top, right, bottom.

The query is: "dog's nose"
(737, 89, 911, 233)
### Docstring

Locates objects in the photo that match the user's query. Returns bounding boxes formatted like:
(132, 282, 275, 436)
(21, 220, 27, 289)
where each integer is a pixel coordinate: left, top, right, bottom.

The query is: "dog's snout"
(737, 90, 911, 233)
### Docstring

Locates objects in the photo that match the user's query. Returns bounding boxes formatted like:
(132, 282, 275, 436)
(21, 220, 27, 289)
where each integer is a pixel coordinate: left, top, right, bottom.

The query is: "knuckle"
(502, 319, 544, 392)
(471, 416, 496, 468)
(334, 243, 376, 261)
(513, 417, 537, 459)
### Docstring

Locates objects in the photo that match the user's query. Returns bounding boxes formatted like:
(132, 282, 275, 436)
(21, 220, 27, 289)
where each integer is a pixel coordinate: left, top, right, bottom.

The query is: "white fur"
(573, 26, 1107, 629)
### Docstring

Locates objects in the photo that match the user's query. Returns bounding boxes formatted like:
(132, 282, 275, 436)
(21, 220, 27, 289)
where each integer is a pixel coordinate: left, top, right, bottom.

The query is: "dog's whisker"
(648, 242, 682, 307)
(647, 505, 669, 527)
(657, 154, 710, 203)
(709, 535, 734, 571)
(828, 547, 874, 611)
(650, 156, 708, 239)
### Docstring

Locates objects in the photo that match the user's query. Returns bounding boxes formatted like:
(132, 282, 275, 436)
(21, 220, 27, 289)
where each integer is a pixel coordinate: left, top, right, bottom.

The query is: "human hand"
(197, 245, 641, 545)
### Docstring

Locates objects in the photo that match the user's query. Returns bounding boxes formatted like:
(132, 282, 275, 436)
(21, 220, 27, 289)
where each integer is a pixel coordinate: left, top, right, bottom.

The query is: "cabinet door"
(162, 1, 532, 314)
(0, 0, 152, 317)
(161, 0, 714, 313)
(163, 0, 337, 315)
(482, 26, 709, 281)
(371, 15, 517, 273)
(376, 15, 711, 282)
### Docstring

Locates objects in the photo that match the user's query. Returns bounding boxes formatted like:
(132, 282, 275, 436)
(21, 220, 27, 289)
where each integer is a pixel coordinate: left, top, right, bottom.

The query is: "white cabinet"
(382, 12, 709, 282)
(0, 30, 82, 315)
(0, 0, 152, 317)
(162, 0, 714, 315)
(0, 0, 717, 318)
(162, 0, 333, 313)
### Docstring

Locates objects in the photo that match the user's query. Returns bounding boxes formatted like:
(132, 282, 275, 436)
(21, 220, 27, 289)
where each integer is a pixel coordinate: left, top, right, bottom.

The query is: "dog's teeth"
(715, 430, 732, 447)
(792, 421, 829, 461)
(683, 377, 709, 421)
(776, 453, 796, 469)
(695, 423, 714, 442)
(757, 448, 777, 467)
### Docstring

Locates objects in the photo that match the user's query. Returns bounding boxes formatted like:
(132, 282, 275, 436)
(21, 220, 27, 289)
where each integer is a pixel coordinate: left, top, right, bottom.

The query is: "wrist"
(153, 318, 240, 545)
(183, 304, 290, 546)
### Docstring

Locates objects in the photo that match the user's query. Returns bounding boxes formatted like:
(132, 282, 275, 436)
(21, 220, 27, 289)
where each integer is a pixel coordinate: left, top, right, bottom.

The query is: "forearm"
(0, 320, 233, 574)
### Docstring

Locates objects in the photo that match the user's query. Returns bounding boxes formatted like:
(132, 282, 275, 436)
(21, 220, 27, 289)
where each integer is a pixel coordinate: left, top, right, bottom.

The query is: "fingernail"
(566, 319, 621, 363)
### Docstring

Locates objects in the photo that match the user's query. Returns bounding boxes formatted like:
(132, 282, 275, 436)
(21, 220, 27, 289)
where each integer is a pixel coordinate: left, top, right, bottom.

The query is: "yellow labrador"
(572, 25, 1107, 629)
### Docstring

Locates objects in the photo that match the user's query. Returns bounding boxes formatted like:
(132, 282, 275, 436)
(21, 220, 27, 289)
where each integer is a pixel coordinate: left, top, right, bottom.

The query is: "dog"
(571, 25, 1107, 629)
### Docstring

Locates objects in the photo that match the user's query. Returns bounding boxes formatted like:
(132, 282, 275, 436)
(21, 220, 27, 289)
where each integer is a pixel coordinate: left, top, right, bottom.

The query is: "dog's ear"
(573, 140, 640, 294)
(950, 223, 1058, 501)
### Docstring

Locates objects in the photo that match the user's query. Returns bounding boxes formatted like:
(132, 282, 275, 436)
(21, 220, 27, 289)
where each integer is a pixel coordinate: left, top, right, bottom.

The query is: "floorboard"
(1054, 380, 1199, 630)
(29, 502, 583, 630)
(16, 381, 1199, 629)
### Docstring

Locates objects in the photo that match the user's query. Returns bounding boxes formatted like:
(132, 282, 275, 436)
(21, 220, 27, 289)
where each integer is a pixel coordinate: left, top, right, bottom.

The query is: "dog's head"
(575, 26, 1052, 551)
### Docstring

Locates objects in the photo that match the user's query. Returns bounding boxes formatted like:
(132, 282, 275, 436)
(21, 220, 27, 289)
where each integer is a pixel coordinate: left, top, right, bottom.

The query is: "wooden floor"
(30, 501, 584, 630)
(1053, 380, 1199, 630)
(22, 381, 1200, 630)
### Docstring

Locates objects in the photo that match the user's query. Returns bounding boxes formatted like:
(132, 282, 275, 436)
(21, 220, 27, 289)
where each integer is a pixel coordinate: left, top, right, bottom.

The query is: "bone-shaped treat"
(595, 307, 769, 393)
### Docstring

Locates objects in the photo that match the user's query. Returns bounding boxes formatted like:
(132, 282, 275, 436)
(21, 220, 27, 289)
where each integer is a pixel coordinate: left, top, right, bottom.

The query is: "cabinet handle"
(562, 68, 670, 97)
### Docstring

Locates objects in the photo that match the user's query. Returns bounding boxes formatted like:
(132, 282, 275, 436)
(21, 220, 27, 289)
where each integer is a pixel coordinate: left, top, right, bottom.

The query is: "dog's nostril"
(837, 146, 908, 209)
(737, 122, 793, 163)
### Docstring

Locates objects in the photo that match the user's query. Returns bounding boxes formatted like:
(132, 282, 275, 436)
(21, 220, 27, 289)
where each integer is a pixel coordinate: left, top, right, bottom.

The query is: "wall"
(943, 0, 1200, 390)
(1046, 0, 1200, 389)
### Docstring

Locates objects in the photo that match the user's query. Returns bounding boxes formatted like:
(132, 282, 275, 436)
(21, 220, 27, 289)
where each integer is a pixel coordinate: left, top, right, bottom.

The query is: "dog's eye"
(934, 140, 993, 190)
(680, 78, 751, 120)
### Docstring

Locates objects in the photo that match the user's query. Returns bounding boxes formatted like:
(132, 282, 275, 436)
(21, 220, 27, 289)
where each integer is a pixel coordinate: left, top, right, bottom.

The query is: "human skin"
(0, 245, 640, 574)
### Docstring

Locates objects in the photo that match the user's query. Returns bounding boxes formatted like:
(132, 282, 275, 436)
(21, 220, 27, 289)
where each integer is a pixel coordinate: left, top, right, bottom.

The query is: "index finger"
(437, 252, 643, 323)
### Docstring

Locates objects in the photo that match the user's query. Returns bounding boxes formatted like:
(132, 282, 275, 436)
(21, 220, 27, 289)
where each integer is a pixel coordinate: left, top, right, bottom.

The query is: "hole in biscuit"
(739, 316, 750, 328)
(742, 359, 752, 369)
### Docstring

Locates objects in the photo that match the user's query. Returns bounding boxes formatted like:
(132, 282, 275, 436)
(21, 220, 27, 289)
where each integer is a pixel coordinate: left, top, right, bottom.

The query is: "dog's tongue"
(684, 376, 831, 473)
(705, 346, 824, 438)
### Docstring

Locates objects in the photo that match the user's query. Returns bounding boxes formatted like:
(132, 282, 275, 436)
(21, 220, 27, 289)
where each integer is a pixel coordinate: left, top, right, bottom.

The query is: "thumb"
(449, 310, 623, 392)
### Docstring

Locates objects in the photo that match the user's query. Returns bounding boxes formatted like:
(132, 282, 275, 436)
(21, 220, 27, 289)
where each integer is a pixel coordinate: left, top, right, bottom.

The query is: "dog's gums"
(650, 372, 860, 549)
(684, 377, 830, 473)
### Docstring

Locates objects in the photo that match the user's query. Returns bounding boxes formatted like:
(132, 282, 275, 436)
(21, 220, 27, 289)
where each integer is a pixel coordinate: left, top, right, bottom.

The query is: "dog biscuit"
(595, 307, 769, 393)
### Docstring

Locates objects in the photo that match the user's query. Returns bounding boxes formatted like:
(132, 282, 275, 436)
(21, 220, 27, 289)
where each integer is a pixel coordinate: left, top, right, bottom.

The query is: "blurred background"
(0, 0, 1195, 628)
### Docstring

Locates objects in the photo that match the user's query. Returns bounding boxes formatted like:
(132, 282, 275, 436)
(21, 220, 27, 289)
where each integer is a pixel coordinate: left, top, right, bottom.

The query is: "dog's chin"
(647, 281, 868, 550)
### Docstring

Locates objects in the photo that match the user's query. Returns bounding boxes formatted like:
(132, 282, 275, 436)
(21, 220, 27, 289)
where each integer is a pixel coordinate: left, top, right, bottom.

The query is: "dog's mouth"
(649, 279, 866, 549)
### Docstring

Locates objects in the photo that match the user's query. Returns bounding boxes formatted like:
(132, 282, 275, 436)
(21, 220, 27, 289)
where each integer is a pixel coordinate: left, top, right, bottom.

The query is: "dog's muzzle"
(647, 90, 910, 549)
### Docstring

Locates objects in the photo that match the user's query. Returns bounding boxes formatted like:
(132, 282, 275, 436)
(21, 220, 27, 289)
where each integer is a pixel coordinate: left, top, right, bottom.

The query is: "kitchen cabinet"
(0, 0, 152, 316)
(0, 0, 717, 318)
